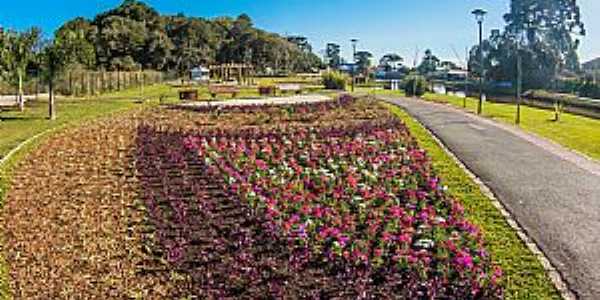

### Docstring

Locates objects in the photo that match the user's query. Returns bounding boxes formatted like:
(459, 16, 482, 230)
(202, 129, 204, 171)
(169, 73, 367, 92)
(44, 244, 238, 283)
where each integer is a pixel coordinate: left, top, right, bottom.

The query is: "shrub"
(322, 71, 348, 90)
(404, 75, 428, 97)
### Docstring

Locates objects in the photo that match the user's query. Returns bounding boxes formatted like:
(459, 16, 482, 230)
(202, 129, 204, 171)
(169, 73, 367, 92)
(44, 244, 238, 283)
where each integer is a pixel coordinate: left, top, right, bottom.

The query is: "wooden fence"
(56, 70, 164, 96)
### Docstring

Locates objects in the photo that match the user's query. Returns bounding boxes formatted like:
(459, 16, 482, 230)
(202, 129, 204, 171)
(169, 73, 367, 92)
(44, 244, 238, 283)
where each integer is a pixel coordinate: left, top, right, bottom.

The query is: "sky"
(0, 0, 599, 65)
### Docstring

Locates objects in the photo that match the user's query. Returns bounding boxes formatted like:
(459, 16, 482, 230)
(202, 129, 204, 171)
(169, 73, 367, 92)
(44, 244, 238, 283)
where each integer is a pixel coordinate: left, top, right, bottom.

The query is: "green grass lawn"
(385, 103, 560, 300)
(422, 93, 600, 161)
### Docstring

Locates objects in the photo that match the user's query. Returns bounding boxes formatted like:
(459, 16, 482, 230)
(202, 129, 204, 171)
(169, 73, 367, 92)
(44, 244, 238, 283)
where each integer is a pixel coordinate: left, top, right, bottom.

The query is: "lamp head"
(472, 8, 487, 22)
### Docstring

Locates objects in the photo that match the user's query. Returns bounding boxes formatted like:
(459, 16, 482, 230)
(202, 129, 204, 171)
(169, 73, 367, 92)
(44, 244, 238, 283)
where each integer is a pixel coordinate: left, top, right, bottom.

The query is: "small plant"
(404, 75, 428, 97)
(322, 71, 348, 90)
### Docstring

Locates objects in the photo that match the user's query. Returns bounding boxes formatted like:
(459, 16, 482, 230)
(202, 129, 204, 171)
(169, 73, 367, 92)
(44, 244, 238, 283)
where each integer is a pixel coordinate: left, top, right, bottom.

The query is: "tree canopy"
(469, 0, 585, 89)
(51, 0, 322, 74)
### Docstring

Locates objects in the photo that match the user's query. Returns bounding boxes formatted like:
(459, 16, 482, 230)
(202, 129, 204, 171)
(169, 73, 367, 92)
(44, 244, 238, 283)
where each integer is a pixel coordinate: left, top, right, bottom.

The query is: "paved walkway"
(176, 94, 332, 108)
(385, 96, 600, 299)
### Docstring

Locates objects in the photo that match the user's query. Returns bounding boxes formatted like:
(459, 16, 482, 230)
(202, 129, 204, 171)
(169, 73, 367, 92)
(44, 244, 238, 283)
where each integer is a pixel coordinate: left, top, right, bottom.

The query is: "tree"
(4, 28, 41, 111)
(54, 18, 97, 69)
(354, 51, 373, 74)
(469, 0, 585, 89)
(325, 43, 341, 69)
(379, 53, 403, 71)
(287, 36, 312, 53)
(41, 41, 67, 120)
(417, 49, 440, 75)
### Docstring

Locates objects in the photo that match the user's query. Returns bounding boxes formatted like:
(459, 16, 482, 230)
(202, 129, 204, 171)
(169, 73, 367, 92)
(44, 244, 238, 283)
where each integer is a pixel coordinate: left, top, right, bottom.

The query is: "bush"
(404, 75, 428, 97)
(322, 71, 348, 90)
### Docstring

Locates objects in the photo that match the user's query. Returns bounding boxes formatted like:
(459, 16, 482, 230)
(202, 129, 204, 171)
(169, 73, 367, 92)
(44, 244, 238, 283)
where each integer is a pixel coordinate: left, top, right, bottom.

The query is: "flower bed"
(176, 98, 503, 298)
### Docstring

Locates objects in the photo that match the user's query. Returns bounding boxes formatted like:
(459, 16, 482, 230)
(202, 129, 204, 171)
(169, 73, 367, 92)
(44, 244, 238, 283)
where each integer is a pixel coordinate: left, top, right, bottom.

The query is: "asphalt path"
(386, 96, 600, 299)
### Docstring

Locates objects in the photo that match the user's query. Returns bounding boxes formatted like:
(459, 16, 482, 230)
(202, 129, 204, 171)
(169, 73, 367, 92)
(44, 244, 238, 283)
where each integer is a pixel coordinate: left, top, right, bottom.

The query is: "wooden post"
(69, 71, 73, 96)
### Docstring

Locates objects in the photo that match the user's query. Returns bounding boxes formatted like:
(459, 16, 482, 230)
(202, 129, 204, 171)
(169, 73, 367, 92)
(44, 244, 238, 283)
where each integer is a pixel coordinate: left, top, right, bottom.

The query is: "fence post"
(69, 71, 73, 96)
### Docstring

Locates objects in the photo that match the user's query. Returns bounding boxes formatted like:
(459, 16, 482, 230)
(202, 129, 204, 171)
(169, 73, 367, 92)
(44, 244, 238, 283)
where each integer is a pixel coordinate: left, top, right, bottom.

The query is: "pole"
(464, 47, 469, 108)
(477, 20, 484, 115)
(516, 43, 522, 125)
(352, 42, 357, 92)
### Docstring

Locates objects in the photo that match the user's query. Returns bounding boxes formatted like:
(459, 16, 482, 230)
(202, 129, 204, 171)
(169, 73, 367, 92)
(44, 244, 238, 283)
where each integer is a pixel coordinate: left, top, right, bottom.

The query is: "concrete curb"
(384, 99, 577, 300)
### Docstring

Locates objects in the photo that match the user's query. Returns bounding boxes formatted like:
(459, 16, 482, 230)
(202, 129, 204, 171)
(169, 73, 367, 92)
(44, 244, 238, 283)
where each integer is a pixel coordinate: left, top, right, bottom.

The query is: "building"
(190, 66, 210, 82)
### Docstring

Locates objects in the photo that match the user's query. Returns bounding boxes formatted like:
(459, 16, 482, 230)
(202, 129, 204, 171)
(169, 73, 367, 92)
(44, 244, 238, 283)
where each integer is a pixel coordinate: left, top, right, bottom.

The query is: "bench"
(258, 85, 276, 96)
(277, 83, 303, 95)
(209, 85, 240, 99)
(179, 89, 199, 101)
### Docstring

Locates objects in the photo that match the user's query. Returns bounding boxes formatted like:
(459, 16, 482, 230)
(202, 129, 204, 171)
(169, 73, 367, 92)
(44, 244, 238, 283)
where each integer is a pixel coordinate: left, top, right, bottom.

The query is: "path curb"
(385, 99, 577, 300)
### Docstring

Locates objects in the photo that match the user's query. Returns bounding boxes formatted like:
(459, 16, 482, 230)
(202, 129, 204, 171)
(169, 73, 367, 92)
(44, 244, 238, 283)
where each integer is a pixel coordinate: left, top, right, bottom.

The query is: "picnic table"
(209, 85, 240, 99)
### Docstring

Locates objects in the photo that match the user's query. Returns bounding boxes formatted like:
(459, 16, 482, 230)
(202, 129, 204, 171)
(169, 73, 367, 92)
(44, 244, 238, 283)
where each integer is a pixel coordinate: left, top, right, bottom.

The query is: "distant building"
(190, 66, 210, 82)
(338, 63, 358, 75)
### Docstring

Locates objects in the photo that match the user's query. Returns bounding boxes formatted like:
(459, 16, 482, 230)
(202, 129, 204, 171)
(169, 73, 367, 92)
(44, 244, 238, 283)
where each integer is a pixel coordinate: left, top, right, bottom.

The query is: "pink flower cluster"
(183, 109, 503, 297)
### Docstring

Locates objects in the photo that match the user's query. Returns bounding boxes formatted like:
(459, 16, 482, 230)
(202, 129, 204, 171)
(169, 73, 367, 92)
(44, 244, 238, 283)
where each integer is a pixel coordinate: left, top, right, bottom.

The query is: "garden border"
(384, 99, 576, 300)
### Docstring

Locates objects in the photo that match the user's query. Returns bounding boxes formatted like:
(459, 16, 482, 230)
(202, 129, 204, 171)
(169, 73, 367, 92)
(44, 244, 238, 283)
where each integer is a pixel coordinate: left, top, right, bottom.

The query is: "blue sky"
(1, 0, 598, 64)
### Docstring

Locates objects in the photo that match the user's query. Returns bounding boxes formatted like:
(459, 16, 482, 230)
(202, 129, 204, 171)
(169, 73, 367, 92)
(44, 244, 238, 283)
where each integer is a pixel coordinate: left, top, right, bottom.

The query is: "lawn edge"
(382, 100, 572, 300)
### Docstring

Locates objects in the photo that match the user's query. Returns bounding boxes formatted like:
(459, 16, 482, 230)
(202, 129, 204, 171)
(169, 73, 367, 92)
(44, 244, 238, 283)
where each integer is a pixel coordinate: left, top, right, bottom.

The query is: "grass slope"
(385, 103, 560, 300)
(423, 93, 600, 161)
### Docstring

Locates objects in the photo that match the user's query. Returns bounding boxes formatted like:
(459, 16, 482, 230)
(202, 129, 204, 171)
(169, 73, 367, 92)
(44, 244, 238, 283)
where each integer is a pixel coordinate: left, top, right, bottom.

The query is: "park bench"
(277, 83, 303, 95)
(209, 85, 240, 99)
(179, 89, 199, 101)
(258, 85, 276, 96)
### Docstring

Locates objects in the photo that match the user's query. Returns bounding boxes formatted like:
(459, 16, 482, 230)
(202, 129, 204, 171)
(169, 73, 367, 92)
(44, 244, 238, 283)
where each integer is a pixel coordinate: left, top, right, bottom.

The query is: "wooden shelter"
(209, 63, 255, 85)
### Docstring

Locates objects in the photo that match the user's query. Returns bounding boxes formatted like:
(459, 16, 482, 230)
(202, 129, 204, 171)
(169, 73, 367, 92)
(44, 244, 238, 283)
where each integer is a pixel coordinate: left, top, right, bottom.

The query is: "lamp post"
(351, 38, 358, 92)
(472, 8, 487, 115)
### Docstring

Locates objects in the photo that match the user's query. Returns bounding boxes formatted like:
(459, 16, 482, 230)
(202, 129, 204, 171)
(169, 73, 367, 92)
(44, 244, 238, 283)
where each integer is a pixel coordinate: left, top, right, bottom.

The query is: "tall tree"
(470, 0, 585, 89)
(417, 49, 440, 75)
(41, 41, 67, 120)
(4, 28, 41, 111)
(355, 51, 373, 74)
(379, 53, 404, 71)
(325, 43, 341, 69)
(54, 18, 97, 69)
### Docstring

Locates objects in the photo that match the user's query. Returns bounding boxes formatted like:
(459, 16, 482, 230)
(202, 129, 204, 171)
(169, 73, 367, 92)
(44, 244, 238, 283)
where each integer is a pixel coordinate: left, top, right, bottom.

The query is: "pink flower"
(455, 250, 474, 269)
(255, 159, 268, 171)
(347, 173, 358, 189)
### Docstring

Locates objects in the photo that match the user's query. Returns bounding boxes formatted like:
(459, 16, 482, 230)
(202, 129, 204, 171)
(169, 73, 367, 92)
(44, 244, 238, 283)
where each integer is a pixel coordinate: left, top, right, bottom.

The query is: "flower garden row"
(172, 97, 504, 298)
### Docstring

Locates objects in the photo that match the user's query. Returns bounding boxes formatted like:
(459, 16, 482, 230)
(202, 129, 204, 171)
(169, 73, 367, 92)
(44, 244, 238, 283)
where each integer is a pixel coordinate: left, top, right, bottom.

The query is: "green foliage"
(578, 77, 600, 98)
(404, 75, 428, 97)
(417, 49, 440, 75)
(469, 0, 585, 89)
(325, 43, 341, 69)
(321, 71, 348, 90)
(0, 28, 41, 86)
(43, 0, 322, 74)
(354, 51, 373, 74)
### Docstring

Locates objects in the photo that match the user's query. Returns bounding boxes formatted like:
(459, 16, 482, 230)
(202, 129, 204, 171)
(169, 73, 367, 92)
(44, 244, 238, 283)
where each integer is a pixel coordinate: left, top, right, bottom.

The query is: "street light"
(351, 38, 358, 92)
(472, 8, 487, 115)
